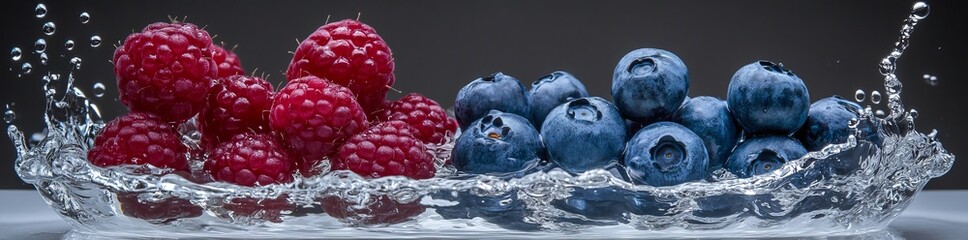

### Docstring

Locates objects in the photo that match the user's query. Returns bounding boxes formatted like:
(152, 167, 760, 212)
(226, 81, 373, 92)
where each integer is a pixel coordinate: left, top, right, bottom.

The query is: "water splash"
(3, 2, 955, 238)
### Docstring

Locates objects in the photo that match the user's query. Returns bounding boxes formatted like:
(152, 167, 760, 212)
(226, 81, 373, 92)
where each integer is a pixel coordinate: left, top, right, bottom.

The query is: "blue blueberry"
(671, 96, 740, 170)
(455, 72, 531, 130)
(434, 191, 540, 231)
(726, 61, 809, 135)
(552, 187, 629, 221)
(529, 71, 589, 129)
(612, 48, 689, 123)
(541, 97, 627, 174)
(725, 135, 807, 178)
(795, 95, 885, 152)
(452, 110, 544, 174)
(624, 122, 709, 186)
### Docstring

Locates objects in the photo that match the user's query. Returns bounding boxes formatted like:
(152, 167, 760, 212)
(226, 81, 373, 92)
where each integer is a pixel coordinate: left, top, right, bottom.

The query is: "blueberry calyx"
(750, 150, 784, 175)
(650, 136, 686, 172)
(758, 60, 794, 76)
(628, 58, 656, 76)
(480, 115, 512, 140)
(566, 99, 602, 122)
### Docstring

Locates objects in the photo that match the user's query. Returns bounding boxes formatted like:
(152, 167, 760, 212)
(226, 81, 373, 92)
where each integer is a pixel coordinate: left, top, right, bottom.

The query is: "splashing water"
(3, 2, 955, 238)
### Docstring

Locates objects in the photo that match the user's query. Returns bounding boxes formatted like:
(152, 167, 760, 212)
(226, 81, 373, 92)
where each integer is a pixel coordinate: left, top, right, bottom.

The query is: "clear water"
(3, 2, 955, 238)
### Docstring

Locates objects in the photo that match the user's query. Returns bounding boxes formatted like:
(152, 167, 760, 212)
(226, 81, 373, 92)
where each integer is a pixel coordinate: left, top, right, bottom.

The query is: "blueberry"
(434, 191, 540, 231)
(624, 122, 709, 186)
(452, 110, 544, 174)
(726, 61, 809, 135)
(552, 187, 629, 221)
(795, 95, 886, 152)
(725, 135, 807, 178)
(529, 71, 589, 129)
(612, 48, 689, 123)
(671, 96, 740, 170)
(455, 72, 531, 130)
(541, 97, 627, 174)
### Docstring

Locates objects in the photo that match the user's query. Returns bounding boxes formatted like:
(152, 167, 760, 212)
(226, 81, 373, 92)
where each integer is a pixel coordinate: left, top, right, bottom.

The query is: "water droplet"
(34, 39, 47, 53)
(848, 118, 860, 128)
(90, 36, 102, 48)
(21, 63, 32, 75)
(923, 74, 939, 86)
(39, 53, 48, 65)
(909, 109, 919, 118)
(70, 57, 82, 70)
(92, 83, 106, 97)
(11, 47, 22, 61)
(65, 40, 75, 50)
(79, 12, 91, 24)
(35, 4, 47, 18)
(871, 91, 882, 104)
(854, 89, 866, 102)
(42, 22, 56, 36)
(3, 110, 14, 123)
(912, 2, 930, 20)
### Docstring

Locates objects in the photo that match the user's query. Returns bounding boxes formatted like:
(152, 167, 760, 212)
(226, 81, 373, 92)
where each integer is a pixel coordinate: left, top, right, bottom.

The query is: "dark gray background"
(2, 0, 965, 189)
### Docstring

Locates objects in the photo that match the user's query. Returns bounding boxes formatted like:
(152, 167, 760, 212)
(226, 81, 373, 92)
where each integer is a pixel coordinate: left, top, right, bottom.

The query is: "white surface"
(0, 190, 966, 239)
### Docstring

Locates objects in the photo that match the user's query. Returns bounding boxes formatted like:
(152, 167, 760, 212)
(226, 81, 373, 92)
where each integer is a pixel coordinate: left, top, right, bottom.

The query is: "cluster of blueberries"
(451, 48, 882, 186)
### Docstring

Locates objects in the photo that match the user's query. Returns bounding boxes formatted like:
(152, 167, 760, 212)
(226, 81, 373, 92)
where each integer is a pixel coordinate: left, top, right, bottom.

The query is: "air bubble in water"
(854, 89, 866, 102)
(39, 53, 48, 65)
(35, 3, 47, 18)
(89, 36, 102, 47)
(42, 22, 56, 35)
(871, 91, 882, 104)
(3, 110, 14, 123)
(912, 2, 930, 20)
(34, 39, 47, 53)
(70, 57, 82, 70)
(875, 110, 886, 117)
(92, 83, 105, 97)
(79, 12, 90, 24)
(65, 40, 75, 51)
(11, 47, 22, 61)
(21, 63, 32, 75)
(922, 74, 938, 86)
(909, 109, 919, 118)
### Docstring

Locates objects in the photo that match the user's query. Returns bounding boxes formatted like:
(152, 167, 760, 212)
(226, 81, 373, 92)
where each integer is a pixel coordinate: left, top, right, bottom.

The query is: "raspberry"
(204, 133, 295, 186)
(335, 120, 435, 179)
(198, 75, 273, 148)
(88, 112, 188, 170)
(286, 19, 394, 118)
(321, 195, 425, 225)
(113, 22, 217, 122)
(212, 43, 245, 78)
(382, 93, 458, 144)
(117, 192, 202, 223)
(269, 76, 367, 176)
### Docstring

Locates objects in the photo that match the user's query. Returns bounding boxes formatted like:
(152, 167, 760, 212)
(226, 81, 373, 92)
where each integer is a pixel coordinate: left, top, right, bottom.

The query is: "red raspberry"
(335, 120, 435, 179)
(269, 76, 367, 176)
(321, 195, 425, 225)
(205, 133, 295, 186)
(113, 22, 217, 122)
(117, 192, 202, 223)
(88, 112, 188, 171)
(286, 19, 394, 118)
(382, 93, 458, 144)
(198, 75, 273, 148)
(212, 43, 245, 78)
